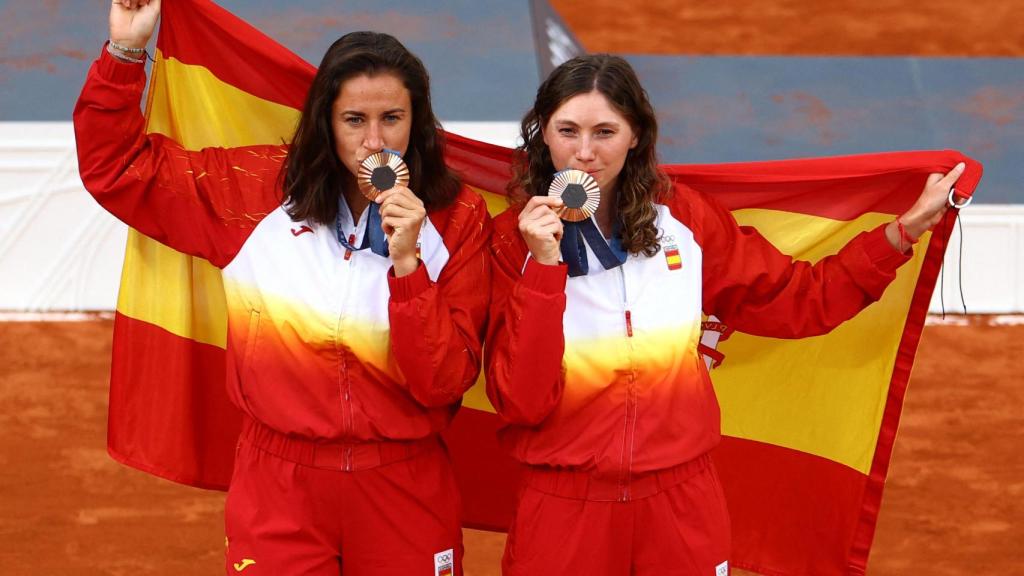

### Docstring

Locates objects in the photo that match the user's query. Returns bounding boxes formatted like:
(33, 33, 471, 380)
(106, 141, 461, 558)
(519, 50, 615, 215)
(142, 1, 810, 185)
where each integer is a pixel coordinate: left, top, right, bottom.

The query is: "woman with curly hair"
(486, 54, 962, 575)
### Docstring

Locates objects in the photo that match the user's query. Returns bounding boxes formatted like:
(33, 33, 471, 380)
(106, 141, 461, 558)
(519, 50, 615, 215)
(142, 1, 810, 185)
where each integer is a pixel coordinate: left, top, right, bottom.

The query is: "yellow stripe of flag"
(146, 52, 301, 150)
(119, 53, 302, 347)
(117, 229, 228, 348)
(715, 208, 928, 474)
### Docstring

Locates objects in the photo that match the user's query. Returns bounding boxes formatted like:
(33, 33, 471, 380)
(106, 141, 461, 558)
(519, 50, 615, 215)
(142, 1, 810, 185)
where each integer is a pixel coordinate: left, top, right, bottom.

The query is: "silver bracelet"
(106, 42, 145, 64)
(109, 39, 146, 54)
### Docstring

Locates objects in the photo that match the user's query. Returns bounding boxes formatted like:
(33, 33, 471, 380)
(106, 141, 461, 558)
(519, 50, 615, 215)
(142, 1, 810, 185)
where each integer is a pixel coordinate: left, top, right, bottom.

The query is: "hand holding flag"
(885, 161, 966, 251)
(908, 162, 967, 235)
(109, 0, 160, 51)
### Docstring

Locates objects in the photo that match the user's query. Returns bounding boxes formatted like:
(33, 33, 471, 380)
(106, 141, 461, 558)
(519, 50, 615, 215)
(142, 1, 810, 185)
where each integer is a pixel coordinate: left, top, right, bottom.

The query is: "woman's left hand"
(377, 185, 426, 277)
(886, 162, 966, 252)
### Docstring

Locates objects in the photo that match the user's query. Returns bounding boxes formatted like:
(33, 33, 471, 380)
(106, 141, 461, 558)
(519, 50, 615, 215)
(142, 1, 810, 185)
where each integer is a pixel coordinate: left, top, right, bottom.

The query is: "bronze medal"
(357, 149, 410, 200)
(548, 169, 600, 222)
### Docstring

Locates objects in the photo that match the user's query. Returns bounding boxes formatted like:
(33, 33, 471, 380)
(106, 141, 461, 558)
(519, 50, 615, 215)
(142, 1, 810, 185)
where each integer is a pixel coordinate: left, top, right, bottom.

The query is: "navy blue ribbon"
(559, 217, 627, 277)
(336, 199, 390, 257)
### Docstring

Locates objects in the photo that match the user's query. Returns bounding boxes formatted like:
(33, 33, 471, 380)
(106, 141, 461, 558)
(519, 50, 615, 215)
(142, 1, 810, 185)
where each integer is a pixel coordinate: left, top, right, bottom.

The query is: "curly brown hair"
(282, 31, 460, 225)
(509, 54, 670, 256)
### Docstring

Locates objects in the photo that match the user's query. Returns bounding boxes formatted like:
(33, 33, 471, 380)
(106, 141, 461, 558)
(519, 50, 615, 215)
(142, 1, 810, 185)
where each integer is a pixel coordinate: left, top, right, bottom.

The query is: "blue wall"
(632, 56, 1023, 203)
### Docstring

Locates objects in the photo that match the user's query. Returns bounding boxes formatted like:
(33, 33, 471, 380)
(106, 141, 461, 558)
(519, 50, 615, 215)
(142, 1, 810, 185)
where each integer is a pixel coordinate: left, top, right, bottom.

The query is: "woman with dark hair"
(486, 54, 962, 575)
(75, 1, 489, 574)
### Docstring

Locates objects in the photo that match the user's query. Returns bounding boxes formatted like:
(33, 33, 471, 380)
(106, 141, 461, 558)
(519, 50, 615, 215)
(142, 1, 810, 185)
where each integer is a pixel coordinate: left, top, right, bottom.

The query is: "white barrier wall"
(0, 123, 127, 311)
(2, 122, 1021, 313)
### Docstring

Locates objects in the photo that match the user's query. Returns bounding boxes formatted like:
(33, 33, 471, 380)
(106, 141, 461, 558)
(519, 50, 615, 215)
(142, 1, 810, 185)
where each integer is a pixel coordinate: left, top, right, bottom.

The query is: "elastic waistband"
(240, 417, 439, 472)
(522, 453, 712, 502)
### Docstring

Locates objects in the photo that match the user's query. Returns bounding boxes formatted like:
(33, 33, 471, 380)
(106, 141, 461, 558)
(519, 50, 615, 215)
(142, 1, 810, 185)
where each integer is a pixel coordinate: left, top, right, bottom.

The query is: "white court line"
(989, 315, 1024, 326)
(1, 312, 1022, 325)
(924, 314, 1024, 326)
(924, 315, 970, 326)
(0, 311, 114, 322)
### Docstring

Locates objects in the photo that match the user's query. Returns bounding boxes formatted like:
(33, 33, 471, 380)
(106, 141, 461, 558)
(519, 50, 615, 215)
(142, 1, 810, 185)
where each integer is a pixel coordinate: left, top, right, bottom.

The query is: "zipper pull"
(344, 234, 355, 261)
(625, 310, 634, 338)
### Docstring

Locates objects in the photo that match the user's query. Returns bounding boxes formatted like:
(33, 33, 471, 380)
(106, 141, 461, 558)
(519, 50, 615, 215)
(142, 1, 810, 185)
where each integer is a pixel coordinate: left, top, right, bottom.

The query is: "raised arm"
(694, 164, 963, 337)
(74, 0, 283, 267)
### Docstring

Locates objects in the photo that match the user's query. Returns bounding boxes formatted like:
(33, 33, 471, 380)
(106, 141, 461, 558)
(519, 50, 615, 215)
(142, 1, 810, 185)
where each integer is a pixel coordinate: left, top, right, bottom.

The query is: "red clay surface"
(1, 318, 1020, 575)
(552, 0, 1024, 56)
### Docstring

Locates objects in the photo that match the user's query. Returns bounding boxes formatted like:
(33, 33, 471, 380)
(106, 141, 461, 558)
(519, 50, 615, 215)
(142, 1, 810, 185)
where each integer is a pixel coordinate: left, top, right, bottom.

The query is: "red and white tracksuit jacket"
(486, 186, 910, 493)
(74, 49, 491, 446)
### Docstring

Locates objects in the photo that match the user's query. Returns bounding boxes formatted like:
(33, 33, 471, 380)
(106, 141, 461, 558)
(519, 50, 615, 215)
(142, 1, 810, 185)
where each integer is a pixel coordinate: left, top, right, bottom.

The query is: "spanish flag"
(104, 1, 981, 575)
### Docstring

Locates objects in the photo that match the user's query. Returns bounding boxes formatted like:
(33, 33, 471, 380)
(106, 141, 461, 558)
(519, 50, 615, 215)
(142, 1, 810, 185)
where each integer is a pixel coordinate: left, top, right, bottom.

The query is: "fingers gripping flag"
(107, 1, 981, 575)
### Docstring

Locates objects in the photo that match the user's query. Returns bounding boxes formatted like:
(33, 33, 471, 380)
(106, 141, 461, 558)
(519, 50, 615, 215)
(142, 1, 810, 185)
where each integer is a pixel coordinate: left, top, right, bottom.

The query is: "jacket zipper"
(618, 266, 637, 501)
(344, 234, 355, 261)
(620, 267, 633, 339)
(338, 232, 358, 471)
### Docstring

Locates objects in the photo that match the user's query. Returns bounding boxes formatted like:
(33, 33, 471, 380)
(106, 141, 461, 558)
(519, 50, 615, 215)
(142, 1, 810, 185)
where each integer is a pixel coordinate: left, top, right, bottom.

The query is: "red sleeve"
(387, 188, 492, 408)
(680, 187, 912, 338)
(484, 209, 568, 425)
(73, 47, 284, 268)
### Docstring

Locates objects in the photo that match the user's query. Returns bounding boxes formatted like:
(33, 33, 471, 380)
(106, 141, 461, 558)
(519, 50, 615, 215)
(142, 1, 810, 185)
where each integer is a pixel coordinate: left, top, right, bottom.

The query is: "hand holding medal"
(544, 169, 626, 277)
(358, 149, 423, 277)
(518, 169, 603, 267)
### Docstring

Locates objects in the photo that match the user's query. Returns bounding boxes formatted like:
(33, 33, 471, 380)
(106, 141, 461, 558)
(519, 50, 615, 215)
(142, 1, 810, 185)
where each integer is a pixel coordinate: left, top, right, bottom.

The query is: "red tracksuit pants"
(502, 453, 731, 576)
(224, 418, 463, 576)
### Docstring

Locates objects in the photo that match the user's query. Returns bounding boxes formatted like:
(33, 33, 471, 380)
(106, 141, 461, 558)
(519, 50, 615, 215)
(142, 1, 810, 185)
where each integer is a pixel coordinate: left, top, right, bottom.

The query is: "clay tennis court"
(2, 1, 1021, 574)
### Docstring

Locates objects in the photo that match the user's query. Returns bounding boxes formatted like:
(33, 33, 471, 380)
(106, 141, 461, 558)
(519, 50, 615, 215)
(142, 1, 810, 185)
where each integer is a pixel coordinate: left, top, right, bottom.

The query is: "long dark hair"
(283, 31, 459, 224)
(510, 54, 669, 256)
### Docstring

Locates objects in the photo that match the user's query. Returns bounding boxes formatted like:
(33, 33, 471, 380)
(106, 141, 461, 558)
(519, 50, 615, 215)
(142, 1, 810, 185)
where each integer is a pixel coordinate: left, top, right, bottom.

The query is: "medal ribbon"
(336, 198, 390, 257)
(559, 217, 627, 277)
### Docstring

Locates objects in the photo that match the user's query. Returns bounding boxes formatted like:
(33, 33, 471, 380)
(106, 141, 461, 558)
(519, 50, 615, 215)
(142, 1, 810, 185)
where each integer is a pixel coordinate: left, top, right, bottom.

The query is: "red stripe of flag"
(108, 312, 238, 490)
(714, 436, 867, 576)
(157, 0, 313, 110)
(442, 408, 521, 531)
(673, 151, 980, 220)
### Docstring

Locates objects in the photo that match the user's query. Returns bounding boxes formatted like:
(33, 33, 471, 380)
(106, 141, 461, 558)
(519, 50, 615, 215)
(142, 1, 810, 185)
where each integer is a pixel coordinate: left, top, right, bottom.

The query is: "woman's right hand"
(110, 0, 161, 50)
(518, 196, 565, 266)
